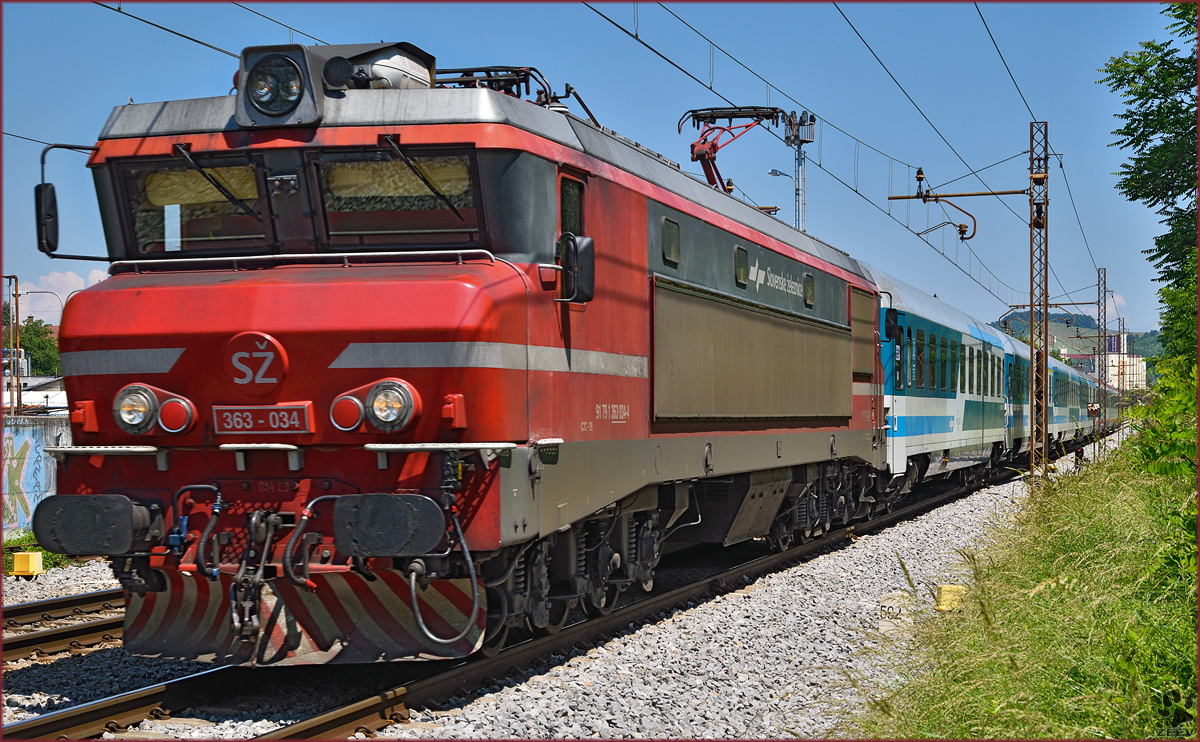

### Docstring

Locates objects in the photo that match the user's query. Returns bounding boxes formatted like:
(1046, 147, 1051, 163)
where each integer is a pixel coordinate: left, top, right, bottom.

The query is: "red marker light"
(158, 398, 194, 434)
(330, 396, 364, 431)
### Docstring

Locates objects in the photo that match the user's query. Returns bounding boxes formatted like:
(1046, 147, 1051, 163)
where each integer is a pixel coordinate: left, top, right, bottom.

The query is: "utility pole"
(4, 275, 21, 416)
(784, 111, 815, 231)
(1097, 267, 1107, 430)
(888, 122, 1050, 477)
(1028, 122, 1050, 478)
(1118, 316, 1126, 442)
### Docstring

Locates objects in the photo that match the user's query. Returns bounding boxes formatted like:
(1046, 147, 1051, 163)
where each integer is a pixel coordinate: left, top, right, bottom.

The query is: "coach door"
(1004, 355, 1015, 452)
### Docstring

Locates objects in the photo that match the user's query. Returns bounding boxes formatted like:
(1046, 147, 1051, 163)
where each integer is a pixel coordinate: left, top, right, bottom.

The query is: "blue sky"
(2, 3, 1172, 335)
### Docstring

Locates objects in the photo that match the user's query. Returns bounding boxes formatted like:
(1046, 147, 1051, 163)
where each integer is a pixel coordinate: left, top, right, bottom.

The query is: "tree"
(1099, 3, 1198, 363)
(3, 315, 59, 376)
(19, 318, 59, 376)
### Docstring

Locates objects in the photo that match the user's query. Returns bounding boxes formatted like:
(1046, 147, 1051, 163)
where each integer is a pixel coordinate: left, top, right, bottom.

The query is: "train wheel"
(767, 521, 794, 553)
(873, 501, 894, 517)
(532, 598, 570, 637)
(582, 584, 620, 618)
(480, 622, 509, 657)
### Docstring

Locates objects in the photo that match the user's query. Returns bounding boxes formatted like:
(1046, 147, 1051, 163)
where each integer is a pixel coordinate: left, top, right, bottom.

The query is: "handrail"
(108, 248, 497, 273)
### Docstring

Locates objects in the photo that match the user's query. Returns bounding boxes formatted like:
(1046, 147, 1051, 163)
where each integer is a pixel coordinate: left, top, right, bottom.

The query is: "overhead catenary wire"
(974, 4, 1036, 121)
(586, 2, 1024, 306)
(972, 5, 1101, 275)
(230, 3, 328, 45)
(836, 3, 1101, 311)
(94, 2, 238, 58)
(656, 2, 917, 169)
(929, 150, 1028, 191)
(4, 132, 92, 152)
(833, 3, 1028, 229)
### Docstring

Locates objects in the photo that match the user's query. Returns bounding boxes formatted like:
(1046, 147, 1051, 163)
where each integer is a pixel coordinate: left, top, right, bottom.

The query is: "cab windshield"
(312, 150, 481, 248)
(120, 159, 267, 255)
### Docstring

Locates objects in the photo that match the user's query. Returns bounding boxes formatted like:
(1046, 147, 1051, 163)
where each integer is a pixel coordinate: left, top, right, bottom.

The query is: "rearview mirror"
(35, 183, 58, 254)
(884, 308, 899, 341)
(558, 233, 595, 303)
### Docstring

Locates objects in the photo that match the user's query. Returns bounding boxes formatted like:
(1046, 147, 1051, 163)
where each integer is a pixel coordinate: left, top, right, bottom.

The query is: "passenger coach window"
(906, 329, 913, 387)
(928, 333, 936, 390)
(968, 347, 975, 394)
(316, 150, 481, 248)
(959, 345, 966, 392)
(915, 330, 925, 388)
(940, 337, 948, 391)
(662, 217, 680, 266)
(894, 325, 905, 391)
(951, 341, 958, 392)
(803, 273, 815, 308)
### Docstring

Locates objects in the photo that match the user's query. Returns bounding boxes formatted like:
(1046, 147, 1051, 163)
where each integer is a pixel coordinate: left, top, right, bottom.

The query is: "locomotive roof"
(98, 87, 869, 281)
(862, 262, 1088, 382)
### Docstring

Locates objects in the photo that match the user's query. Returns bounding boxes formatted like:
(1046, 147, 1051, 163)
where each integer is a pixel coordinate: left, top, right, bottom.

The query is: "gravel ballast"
(2, 559, 120, 606)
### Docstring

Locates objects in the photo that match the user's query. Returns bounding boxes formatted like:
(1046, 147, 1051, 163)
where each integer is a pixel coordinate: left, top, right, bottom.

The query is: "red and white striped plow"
(124, 569, 486, 665)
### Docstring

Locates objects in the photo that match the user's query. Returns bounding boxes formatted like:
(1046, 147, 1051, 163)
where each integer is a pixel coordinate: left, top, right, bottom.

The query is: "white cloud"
(1106, 293, 1127, 315)
(12, 270, 106, 324)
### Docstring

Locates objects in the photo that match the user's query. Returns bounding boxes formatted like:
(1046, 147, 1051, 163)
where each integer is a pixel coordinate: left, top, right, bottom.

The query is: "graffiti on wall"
(3, 426, 46, 530)
(3, 417, 69, 531)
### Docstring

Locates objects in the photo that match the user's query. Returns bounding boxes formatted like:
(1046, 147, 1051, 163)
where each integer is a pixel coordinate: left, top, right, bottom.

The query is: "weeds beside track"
(844, 440, 1197, 739)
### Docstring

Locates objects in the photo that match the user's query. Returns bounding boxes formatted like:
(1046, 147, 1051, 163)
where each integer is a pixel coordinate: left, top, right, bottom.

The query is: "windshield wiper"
(381, 135, 465, 222)
(173, 144, 262, 224)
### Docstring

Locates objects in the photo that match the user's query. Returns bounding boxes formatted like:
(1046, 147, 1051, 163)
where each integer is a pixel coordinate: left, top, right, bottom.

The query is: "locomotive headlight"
(365, 380, 416, 433)
(113, 385, 159, 435)
(373, 389, 404, 421)
(246, 54, 304, 116)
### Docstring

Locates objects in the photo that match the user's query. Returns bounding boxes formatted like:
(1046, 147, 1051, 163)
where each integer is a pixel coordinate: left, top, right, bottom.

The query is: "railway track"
(255, 470, 1006, 739)
(3, 589, 127, 662)
(2, 468, 1014, 740)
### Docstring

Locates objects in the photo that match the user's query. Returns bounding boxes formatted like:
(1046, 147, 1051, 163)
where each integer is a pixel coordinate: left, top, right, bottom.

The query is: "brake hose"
(409, 510, 480, 646)
(195, 494, 224, 580)
(168, 484, 220, 556)
(282, 495, 339, 590)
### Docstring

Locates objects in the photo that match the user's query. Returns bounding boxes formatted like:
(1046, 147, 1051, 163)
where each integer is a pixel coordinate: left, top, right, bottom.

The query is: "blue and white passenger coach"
(865, 265, 1106, 490)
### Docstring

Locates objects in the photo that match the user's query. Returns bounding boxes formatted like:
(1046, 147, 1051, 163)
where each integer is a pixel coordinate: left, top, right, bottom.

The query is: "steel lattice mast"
(1028, 123, 1050, 477)
(1097, 267, 1107, 427)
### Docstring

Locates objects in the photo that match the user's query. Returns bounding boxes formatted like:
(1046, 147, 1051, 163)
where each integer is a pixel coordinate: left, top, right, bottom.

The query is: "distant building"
(1106, 353, 1146, 390)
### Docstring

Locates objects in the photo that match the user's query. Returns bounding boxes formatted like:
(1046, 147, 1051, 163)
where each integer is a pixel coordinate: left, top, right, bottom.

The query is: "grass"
(842, 443, 1197, 739)
(2, 530, 78, 574)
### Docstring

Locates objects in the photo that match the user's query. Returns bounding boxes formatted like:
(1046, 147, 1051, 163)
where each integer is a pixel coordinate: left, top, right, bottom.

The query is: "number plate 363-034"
(213, 403, 313, 434)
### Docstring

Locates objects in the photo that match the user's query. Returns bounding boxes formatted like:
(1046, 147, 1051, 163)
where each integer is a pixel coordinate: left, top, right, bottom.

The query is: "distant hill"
(986, 316, 1160, 359)
(1126, 330, 1162, 358)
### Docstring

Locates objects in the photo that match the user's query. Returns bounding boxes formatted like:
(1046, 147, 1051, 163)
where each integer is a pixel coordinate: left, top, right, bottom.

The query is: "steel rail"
(256, 469, 1022, 740)
(3, 588, 125, 627)
(1, 667, 249, 740)
(3, 615, 126, 661)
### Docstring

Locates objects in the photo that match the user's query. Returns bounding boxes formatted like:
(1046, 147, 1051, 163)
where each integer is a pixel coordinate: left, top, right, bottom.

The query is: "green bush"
(1129, 356, 1197, 479)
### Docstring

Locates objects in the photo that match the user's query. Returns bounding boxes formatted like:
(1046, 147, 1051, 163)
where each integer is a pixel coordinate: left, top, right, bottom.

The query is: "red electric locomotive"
(32, 42, 890, 665)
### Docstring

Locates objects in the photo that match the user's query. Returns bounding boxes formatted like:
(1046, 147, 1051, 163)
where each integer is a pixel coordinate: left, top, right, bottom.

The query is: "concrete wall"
(3, 415, 71, 531)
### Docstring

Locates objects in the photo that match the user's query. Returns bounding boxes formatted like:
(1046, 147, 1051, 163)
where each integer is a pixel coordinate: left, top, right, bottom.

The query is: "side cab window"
(557, 174, 595, 303)
(559, 176, 584, 253)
